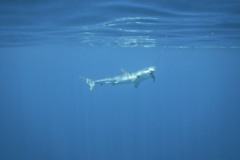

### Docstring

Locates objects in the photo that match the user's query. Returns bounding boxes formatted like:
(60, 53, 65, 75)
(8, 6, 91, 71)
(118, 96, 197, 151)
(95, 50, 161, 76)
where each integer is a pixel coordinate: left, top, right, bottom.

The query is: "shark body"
(80, 67, 155, 91)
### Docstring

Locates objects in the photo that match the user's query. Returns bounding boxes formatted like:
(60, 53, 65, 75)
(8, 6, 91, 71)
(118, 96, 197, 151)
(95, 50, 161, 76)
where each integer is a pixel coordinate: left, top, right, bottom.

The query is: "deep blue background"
(1, 0, 240, 159)
(0, 46, 240, 160)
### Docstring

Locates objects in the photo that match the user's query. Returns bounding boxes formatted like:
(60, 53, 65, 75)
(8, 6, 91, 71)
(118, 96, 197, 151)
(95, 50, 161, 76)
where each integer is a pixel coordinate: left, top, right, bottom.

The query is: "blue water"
(1, 0, 240, 160)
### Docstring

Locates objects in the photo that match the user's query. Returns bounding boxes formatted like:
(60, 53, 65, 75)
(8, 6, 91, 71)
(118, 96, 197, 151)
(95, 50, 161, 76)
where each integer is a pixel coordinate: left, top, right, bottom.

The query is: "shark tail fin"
(80, 77, 95, 91)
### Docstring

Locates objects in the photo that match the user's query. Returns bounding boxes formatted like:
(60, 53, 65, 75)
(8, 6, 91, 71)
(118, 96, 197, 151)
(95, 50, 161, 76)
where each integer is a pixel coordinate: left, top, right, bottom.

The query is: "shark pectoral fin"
(133, 76, 141, 88)
(134, 81, 140, 88)
(134, 77, 141, 88)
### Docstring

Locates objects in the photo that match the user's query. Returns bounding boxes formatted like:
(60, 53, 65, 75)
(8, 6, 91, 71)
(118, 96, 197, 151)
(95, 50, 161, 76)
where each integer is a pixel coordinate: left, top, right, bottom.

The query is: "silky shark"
(80, 66, 155, 91)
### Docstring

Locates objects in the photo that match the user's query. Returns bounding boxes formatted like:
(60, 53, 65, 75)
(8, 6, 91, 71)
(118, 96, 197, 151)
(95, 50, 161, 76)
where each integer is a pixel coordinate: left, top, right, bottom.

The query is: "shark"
(80, 66, 156, 91)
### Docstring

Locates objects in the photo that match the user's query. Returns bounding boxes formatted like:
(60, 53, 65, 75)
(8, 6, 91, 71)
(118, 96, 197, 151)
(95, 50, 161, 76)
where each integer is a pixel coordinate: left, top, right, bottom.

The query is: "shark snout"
(145, 67, 156, 82)
(147, 67, 156, 73)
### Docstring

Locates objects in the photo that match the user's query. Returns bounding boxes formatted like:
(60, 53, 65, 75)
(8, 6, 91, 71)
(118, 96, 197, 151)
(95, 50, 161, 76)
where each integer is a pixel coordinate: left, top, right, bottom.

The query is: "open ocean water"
(0, 0, 240, 160)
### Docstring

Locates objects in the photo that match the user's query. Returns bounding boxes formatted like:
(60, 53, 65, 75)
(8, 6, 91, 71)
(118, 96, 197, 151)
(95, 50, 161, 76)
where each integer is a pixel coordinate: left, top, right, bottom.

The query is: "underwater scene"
(0, 0, 240, 160)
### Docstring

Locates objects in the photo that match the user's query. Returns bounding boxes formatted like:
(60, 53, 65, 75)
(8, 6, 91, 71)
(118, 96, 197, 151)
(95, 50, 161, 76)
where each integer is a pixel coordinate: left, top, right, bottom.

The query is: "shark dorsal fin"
(121, 69, 129, 75)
